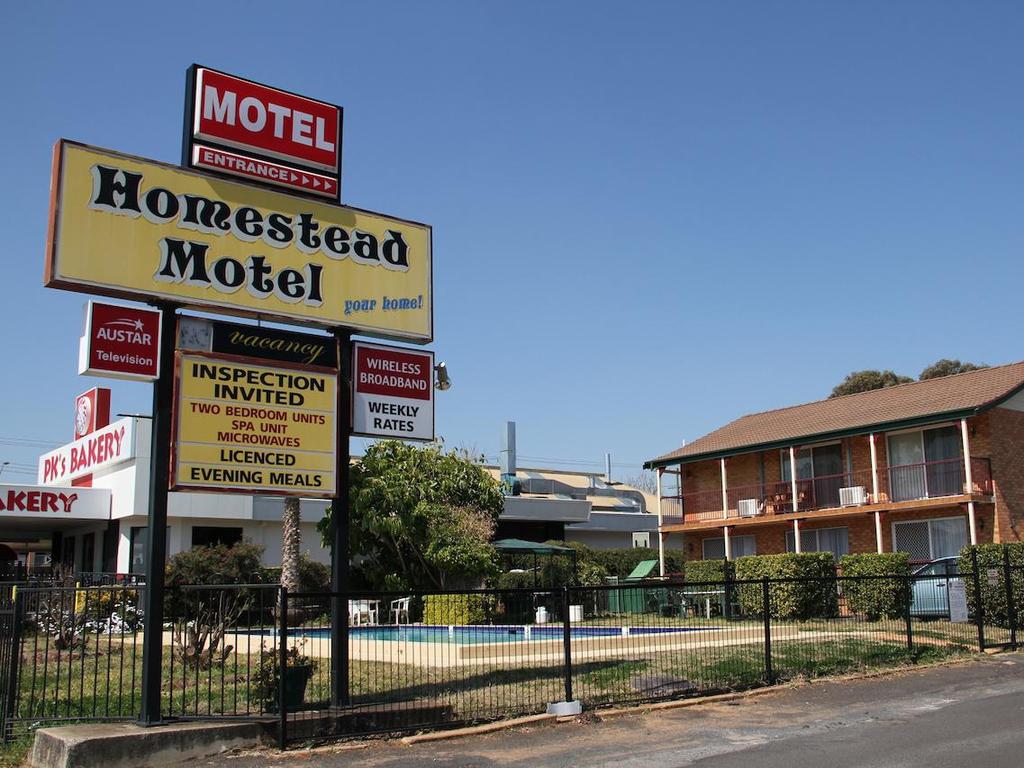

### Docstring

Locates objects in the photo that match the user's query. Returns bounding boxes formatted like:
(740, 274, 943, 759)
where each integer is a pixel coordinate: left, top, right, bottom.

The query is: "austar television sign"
(79, 301, 161, 380)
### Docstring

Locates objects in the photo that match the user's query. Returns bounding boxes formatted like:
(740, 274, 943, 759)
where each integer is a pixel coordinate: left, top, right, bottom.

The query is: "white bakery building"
(7, 417, 658, 577)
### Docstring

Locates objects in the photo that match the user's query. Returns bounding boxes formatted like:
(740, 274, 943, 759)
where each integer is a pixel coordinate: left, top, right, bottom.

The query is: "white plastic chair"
(390, 597, 411, 624)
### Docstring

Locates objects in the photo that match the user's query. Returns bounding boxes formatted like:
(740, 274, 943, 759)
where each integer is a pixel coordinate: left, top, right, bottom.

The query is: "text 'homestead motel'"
(647, 363, 1024, 570)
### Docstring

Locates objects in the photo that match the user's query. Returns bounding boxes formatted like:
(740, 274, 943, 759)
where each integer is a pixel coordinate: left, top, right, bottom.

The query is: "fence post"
(1002, 546, 1017, 651)
(562, 586, 574, 703)
(2, 591, 23, 741)
(278, 587, 288, 751)
(761, 577, 773, 685)
(904, 575, 913, 653)
(970, 548, 985, 652)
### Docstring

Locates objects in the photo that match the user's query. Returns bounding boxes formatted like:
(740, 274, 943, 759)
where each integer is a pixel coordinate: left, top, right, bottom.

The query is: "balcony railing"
(660, 457, 993, 525)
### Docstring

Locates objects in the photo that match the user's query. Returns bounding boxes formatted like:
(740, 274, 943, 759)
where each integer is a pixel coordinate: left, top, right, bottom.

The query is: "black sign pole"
(331, 329, 352, 707)
(139, 303, 178, 725)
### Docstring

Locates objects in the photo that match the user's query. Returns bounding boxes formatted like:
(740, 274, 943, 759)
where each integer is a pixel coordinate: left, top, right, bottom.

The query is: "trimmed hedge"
(735, 553, 838, 620)
(422, 594, 492, 625)
(958, 543, 1024, 627)
(839, 553, 911, 620)
(684, 559, 733, 584)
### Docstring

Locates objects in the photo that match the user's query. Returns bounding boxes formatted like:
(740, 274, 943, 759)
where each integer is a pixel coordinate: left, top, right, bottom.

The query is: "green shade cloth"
(492, 538, 574, 555)
(626, 559, 659, 579)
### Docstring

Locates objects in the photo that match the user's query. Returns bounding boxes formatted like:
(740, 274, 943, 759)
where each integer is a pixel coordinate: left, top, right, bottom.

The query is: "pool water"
(294, 625, 717, 645)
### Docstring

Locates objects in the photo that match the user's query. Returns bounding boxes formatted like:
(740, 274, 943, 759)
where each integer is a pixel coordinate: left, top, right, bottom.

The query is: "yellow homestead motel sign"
(172, 352, 337, 497)
(46, 141, 433, 342)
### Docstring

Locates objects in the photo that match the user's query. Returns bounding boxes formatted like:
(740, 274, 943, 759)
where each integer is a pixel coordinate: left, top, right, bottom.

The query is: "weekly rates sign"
(174, 354, 336, 496)
(352, 342, 434, 441)
(46, 141, 432, 341)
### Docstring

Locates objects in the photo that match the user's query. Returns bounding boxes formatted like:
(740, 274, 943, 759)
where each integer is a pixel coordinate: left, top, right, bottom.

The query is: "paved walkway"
(197, 654, 1024, 767)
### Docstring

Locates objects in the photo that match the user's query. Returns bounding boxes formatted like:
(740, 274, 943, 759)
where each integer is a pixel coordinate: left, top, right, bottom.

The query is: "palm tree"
(281, 496, 301, 594)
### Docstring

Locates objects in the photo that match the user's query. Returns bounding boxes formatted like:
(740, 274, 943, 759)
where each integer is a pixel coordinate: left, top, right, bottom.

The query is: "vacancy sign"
(79, 301, 161, 380)
(352, 342, 434, 441)
(188, 65, 342, 198)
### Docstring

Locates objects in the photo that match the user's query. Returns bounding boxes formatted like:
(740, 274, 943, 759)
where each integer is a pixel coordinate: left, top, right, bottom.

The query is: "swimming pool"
(290, 625, 719, 645)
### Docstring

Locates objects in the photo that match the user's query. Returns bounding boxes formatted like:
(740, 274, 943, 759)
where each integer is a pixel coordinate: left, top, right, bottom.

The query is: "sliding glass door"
(888, 426, 963, 502)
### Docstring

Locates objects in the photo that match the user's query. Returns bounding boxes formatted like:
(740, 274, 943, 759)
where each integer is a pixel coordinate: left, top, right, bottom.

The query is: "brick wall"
(987, 407, 1024, 543)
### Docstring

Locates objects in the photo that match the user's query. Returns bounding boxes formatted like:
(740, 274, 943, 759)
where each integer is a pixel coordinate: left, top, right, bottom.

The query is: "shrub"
(839, 553, 911, 620)
(958, 543, 1024, 627)
(684, 559, 733, 584)
(165, 540, 266, 669)
(422, 593, 493, 625)
(735, 553, 838, 620)
(262, 553, 332, 592)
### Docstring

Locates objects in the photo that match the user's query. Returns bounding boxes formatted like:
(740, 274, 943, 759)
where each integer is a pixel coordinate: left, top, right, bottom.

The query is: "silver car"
(910, 557, 961, 617)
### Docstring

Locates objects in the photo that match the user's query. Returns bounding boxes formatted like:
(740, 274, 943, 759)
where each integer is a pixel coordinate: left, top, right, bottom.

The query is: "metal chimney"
(605, 452, 612, 483)
(499, 421, 516, 477)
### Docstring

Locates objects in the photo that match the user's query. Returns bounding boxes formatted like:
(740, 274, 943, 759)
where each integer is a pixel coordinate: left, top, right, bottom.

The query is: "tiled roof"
(649, 361, 1024, 465)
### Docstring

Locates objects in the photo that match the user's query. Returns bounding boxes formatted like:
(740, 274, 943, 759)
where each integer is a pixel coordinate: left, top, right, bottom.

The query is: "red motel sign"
(188, 66, 342, 199)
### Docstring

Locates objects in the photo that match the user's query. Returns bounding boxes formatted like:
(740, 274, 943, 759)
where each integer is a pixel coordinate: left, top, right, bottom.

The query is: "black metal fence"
(0, 559, 1023, 746)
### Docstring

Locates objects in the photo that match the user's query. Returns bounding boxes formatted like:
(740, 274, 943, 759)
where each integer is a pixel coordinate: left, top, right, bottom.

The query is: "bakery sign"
(38, 417, 137, 486)
(352, 341, 434, 441)
(0, 484, 110, 520)
(78, 301, 161, 380)
(46, 141, 433, 341)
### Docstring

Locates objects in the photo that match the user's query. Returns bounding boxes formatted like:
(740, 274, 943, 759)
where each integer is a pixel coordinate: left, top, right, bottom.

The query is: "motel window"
(702, 535, 756, 560)
(191, 527, 244, 549)
(785, 527, 849, 560)
(893, 517, 967, 562)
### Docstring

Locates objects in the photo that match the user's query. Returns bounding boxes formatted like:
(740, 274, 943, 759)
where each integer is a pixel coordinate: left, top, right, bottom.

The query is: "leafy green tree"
(319, 441, 504, 591)
(919, 359, 987, 380)
(829, 369, 913, 398)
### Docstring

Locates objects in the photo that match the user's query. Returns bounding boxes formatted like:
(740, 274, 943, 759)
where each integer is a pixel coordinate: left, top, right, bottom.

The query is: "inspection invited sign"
(173, 353, 336, 496)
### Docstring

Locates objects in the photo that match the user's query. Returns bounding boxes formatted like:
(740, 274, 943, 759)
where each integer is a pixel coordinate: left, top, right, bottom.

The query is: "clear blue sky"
(2, 1, 1022, 483)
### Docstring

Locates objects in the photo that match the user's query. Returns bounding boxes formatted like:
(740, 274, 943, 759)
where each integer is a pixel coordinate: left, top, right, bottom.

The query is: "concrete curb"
(29, 720, 273, 768)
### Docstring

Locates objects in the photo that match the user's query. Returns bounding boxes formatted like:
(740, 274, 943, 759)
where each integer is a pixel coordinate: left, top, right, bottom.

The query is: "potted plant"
(253, 640, 317, 713)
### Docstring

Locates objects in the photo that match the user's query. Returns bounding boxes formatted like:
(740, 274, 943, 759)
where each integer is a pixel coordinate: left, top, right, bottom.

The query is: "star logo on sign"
(134, 319, 144, 331)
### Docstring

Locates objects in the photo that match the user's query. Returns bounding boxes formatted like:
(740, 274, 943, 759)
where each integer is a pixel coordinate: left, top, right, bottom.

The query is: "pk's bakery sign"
(46, 141, 432, 341)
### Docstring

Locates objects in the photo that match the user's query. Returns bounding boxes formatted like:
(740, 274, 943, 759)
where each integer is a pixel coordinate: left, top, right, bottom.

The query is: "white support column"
(724, 525, 732, 561)
(720, 458, 729, 519)
(870, 432, 884, 552)
(869, 433, 880, 503)
(656, 468, 665, 577)
(961, 418, 978, 545)
(793, 518, 801, 553)
(789, 446, 799, 512)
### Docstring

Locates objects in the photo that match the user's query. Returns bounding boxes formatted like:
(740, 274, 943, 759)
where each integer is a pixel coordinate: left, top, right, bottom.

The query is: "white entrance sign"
(351, 341, 434, 441)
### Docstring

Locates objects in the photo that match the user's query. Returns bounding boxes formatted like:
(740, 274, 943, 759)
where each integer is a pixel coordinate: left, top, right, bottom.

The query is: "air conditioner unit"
(840, 486, 868, 507)
(738, 498, 760, 517)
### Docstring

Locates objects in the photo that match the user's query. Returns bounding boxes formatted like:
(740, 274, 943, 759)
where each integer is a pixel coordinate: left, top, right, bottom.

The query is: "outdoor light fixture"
(434, 362, 451, 391)
(0, 461, 8, 479)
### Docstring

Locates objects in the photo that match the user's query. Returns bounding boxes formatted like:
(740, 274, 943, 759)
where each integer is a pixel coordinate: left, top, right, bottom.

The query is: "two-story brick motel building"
(646, 363, 1024, 569)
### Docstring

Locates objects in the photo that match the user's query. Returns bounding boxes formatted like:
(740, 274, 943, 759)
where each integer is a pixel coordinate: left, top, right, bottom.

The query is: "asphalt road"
(204, 655, 1024, 768)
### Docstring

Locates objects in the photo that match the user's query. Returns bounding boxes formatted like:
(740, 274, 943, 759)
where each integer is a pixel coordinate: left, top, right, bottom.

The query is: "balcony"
(662, 457, 992, 526)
